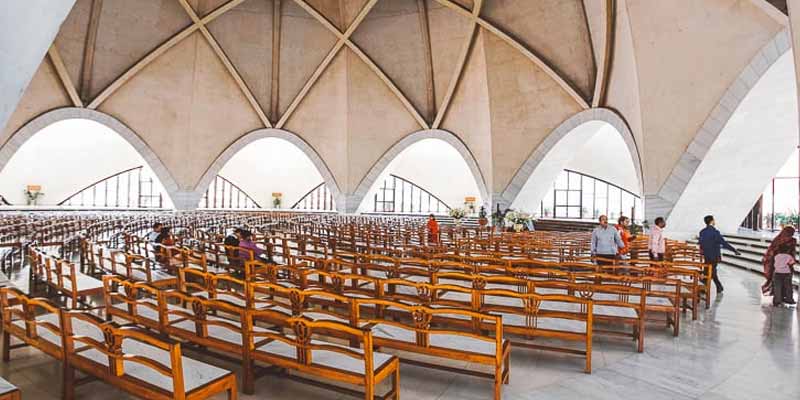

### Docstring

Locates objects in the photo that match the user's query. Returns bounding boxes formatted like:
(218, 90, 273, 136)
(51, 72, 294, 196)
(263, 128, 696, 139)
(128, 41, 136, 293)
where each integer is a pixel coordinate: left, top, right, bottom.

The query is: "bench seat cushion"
(62, 274, 103, 293)
(428, 333, 496, 356)
(256, 338, 394, 375)
(500, 313, 587, 334)
(78, 338, 230, 392)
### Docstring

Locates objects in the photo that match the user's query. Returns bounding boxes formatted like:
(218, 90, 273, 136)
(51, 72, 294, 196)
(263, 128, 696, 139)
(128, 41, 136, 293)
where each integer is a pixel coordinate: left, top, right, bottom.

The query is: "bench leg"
(393, 365, 400, 400)
(2, 331, 10, 362)
(242, 356, 255, 395)
(494, 368, 502, 400)
(673, 310, 680, 337)
(63, 362, 75, 400)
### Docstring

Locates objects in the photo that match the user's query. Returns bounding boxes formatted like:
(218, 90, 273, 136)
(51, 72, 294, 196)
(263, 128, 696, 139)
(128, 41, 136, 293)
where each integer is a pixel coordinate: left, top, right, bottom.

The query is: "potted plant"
(272, 192, 282, 209)
(478, 206, 488, 226)
(24, 185, 44, 206)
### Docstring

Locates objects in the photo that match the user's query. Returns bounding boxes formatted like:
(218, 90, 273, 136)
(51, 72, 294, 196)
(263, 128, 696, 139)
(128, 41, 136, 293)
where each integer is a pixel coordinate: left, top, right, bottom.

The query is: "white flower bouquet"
(449, 208, 466, 220)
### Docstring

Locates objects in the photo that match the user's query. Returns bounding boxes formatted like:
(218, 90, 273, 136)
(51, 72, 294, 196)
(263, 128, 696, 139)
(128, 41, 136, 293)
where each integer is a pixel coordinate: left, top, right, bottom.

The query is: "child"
(772, 244, 797, 307)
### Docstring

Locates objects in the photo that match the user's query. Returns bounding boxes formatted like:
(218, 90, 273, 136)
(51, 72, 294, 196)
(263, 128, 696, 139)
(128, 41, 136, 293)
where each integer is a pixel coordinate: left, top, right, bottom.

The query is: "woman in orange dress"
(427, 214, 440, 244)
(616, 216, 632, 258)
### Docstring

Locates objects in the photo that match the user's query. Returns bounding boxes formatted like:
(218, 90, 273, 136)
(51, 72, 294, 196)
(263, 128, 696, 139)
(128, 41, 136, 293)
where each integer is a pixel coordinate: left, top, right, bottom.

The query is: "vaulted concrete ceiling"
(0, 0, 790, 213)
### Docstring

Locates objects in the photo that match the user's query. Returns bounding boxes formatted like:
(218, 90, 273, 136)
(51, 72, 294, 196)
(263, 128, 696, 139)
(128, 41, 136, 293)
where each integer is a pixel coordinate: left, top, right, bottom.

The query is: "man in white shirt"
(648, 217, 666, 261)
(591, 215, 624, 265)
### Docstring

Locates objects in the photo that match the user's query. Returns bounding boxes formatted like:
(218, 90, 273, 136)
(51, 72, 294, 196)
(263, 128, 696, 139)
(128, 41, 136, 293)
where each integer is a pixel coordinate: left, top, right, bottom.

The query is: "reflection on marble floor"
(1, 267, 797, 399)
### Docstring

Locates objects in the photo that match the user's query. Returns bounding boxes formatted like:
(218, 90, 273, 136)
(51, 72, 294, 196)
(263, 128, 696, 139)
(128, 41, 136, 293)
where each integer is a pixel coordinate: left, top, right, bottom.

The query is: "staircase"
(533, 219, 598, 232)
(689, 233, 799, 288)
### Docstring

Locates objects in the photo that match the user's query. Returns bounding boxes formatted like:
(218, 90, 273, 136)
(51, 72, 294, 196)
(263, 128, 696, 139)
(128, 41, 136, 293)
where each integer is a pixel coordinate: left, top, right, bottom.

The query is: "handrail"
(373, 174, 451, 214)
(58, 166, 164, 208)
(58, 166, 142, 205)
(389, 174, 452, 209)
(563, 169, 640, 199)
(200, 175, 261, 209)
(291, 182, 335, 211)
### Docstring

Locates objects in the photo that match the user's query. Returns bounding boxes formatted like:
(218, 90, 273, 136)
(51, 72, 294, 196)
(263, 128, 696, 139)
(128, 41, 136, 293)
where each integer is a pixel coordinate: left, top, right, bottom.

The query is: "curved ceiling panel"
(205, 0, 273, 118)
(350, 0, 431, 121)
(278, 0, 338, 118)
(53, 0, 91, 93)
(90, 0, 192, 99)
(481, 0, 595, 100)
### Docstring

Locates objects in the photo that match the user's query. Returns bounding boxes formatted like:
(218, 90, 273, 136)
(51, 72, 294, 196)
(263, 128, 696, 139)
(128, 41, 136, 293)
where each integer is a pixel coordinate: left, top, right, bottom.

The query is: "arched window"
(357, 138, 482, 215)
(0, 118, 173, 209)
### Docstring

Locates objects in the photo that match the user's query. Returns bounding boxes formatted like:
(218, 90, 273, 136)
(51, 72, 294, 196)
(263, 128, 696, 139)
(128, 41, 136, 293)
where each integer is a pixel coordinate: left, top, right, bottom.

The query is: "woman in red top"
(616, 216, 632, 257)
(427, 214, 440, 244)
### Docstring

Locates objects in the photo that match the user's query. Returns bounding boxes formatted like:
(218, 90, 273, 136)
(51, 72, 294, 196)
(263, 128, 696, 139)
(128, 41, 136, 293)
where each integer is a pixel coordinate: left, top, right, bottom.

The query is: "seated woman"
(154, 227, 175, 264)
(238, 230, 264, 261)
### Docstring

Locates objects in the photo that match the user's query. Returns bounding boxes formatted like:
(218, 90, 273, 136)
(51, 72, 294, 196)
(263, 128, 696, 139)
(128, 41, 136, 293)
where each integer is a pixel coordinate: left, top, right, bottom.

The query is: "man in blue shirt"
(591, 215, 624, 265)
(698, 215, 741, 293)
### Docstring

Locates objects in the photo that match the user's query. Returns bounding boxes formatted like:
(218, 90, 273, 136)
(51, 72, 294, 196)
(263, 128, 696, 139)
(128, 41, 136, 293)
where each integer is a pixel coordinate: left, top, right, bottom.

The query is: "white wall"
(0, 0, 75, 132)
(511, 122, 639, 214)
(214, 138, 324, 209)
(667, 51, 798, 238)
(357, 138, 482, 213)
(0, 118, 171, 207)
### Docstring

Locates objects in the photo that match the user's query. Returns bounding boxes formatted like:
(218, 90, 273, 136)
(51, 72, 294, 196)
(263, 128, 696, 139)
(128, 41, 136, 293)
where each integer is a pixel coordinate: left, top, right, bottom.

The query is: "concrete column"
(170, 190, 203, 211)
(0, 0, 76, 133)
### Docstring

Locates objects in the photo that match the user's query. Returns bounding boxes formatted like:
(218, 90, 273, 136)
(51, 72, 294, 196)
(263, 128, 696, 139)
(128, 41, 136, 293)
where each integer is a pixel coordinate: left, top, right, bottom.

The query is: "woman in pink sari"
(762, 226, 796, 295)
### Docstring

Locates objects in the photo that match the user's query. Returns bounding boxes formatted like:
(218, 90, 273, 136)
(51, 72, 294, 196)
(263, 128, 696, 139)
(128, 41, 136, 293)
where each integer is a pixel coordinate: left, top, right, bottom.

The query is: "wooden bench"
(354, 298, 510, 400)
(1, 288, 64, 361)
(248, 311, 400, 400)
(31, 247, 103, 309)
(62, 311, 238, 400)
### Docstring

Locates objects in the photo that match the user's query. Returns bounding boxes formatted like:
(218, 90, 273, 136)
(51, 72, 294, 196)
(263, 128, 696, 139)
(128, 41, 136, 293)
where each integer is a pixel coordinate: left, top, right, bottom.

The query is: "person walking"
(761, 226, 796, 296)
(698, 215, 741, 294)
(770, 243, 797, 307)
(648, 217, 667, 261)
(591, 215, 624, 265)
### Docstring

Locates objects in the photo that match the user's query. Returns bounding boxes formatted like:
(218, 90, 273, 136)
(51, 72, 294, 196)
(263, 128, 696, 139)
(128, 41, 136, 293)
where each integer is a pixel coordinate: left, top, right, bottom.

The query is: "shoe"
(773, 302, 782, 307)
(784, 299, 796, 305)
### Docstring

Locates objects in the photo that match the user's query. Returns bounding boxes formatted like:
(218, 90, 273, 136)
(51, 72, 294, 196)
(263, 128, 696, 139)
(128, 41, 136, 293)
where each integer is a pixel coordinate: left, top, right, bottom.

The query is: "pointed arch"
(499, 107, 643, 208)
(347, 128, 489, 213)
(0, 107, 180, 207)
(193, 128, 343, 209)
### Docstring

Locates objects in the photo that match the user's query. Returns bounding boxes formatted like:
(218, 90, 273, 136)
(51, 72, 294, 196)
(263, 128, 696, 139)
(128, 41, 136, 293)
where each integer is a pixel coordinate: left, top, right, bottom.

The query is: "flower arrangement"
(272, 192, 282, 209)
(504, 210, 532, 232)
(24, 185, 44, 206)
(504, 210, 532, 225)
(449, 207, 466, 220)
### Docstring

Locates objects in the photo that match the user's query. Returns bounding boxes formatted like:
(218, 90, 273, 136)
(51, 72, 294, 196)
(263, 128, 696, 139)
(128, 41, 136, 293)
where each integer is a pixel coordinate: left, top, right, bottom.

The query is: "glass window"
(621, 193, 634, 221)
(608, 186, 621, 220)
(595, 183, 608, 217)
(567, 207, 580, 218)
(555, 172, 569, 190)
(556, 190, 567, 205)
(541, 190, 555, 217)
(568, 190, 580, 205)
(568, 172, 581, 190)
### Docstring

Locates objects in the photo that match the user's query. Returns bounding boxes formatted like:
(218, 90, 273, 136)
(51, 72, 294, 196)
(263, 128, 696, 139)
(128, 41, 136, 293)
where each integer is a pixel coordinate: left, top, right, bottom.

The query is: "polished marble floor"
(1, 267, 797, 399)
